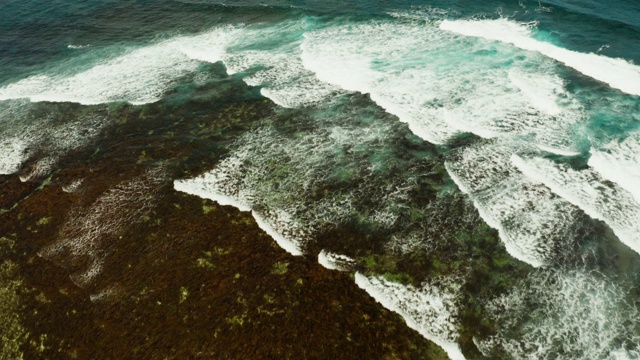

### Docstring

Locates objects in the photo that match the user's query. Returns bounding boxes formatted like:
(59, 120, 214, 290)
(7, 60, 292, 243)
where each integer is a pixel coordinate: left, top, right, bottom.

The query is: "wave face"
(3, 1, 640, 359)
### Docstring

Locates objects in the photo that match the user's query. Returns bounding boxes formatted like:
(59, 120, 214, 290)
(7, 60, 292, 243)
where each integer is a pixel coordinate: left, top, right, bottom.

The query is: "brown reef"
(0, 71, 448, 359)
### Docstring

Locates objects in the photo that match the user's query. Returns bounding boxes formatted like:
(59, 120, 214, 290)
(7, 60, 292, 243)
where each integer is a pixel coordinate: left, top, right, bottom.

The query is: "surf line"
(440, 18, 640, 97)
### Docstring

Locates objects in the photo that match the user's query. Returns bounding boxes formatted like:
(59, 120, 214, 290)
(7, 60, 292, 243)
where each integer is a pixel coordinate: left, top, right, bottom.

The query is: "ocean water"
(2, 0, 640, 358)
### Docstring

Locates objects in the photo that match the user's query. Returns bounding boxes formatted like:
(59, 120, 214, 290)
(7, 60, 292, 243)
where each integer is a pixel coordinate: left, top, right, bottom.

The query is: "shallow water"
(1, 0, 640, 358)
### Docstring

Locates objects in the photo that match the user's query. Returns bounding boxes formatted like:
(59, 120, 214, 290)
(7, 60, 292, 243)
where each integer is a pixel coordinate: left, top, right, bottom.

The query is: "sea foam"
(0, 138, 28, 175)
(475, 270, 640, 359)
(588, 133, 640, 204)
(512, 154, 640, 256)
(355, 273, 465, 360)
(216, 18, 342, 108)
(301, 19, 583, 152)
(38, 169, 164, 295)
(446, 141, 580, 267)
(0, 101, 107, 177)
(0, 28, 232, 105)
(317, 250, 354, 271)
(440, 18, 640, 97)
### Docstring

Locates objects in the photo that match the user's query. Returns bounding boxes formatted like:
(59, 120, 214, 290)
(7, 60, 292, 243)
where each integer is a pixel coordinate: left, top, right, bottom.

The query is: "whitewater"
(2, 2, 640, 359)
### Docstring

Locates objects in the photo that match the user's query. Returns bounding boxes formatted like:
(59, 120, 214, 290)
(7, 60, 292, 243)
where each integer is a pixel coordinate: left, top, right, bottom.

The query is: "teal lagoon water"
(1, 0, 640, 358)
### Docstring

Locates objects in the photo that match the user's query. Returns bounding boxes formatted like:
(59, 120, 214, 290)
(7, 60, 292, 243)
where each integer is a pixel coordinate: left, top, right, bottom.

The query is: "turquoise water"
(2, 0, 640, 358)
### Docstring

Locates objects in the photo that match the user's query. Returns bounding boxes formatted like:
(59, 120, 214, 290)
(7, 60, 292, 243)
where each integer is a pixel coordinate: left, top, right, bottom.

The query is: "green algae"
(271, 261, 289, 275)
(196, 257, 215, 269)
(179, 287, 189, 304)
(202, 204, 216, 214)
(35, 217, 50, 226)
(0, 238, 27, 360)
(0, 77, 456, 359)
(226, 313, 248, 327)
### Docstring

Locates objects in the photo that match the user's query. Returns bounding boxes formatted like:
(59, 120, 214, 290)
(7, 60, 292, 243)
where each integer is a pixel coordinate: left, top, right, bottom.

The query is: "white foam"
(0, 28, 234, 105)
(588, 133, 640, 204)
(62, 178, 84, 193)
(355, 273, 465, 360)
(221, 39, 340, 108)
(172, 105, 435, 259)
(67, 44, 91, 49)
(0, 138, 28, 175)
(317, 250, 354, 271)
(175, 151, 312, 255)
(512, 154, 640, 256)
(535, 143, 581, 157)
(19, 156, 57, 182)
(301, 24, 458, 144)
(301, 20, 582, 150)
(89, 284, 120, 303)
(252, 210, 303, 256)
(440, 18, 640, 97)
(174, 177, 251, 212)
(476, 270, 640, 359)
(173, 142, 308, 256)
(0, 102, 108, 178)
(507, 69, 562, 116)
(446, 141, 580, 267)
(39, 169, 164, 288)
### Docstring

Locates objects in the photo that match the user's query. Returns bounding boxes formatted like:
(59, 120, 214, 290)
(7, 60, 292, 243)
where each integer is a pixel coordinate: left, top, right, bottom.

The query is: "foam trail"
(475, 270, 640, 359)
(171, 113, 408, 259)
(317, 250, 354, 271)
(0, 101, 108, 178)
(301, 24, 458, 144)
(174, 176, 251, 212)
(19, 156, 57, 182)
(440, 18, 640, 97)
(228, 51, 338, 108)
(171, 96, 444, 258)
(355, 273, 465, 360)
(252, 210, 304, 256)
(38, 169, 164, 294)
(67, 44, 91, 49)
(512, 154, 640, 256)
(220, 25, 341, 109)
(588, 133, 640, 204)
(174, 176, 304, 256)
(446, 141, 580, 267)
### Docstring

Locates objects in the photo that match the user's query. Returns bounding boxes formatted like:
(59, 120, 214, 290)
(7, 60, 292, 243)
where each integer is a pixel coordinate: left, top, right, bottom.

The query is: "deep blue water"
(1, 1, 640, 358)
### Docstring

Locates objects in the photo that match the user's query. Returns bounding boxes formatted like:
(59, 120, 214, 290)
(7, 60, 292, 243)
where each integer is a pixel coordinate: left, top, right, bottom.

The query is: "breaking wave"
(440, 18, 640, 97)
(355, 273, 465, 360)
(512, 154, 640, 256)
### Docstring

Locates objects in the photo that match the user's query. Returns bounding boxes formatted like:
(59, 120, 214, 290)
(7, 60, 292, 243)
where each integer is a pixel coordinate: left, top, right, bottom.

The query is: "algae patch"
(271, 261, 289, 275)
(36, 217, 50, 226)
(0, 238, 28, 360)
